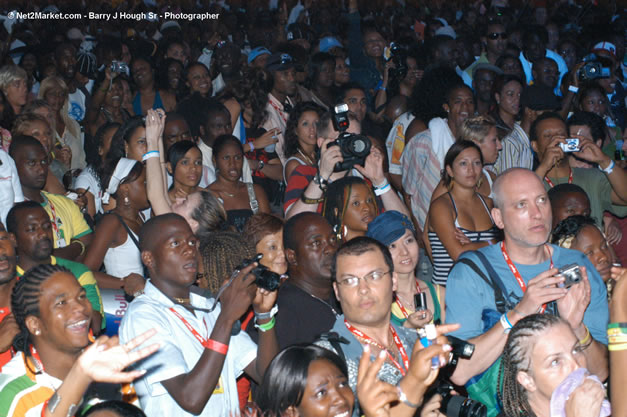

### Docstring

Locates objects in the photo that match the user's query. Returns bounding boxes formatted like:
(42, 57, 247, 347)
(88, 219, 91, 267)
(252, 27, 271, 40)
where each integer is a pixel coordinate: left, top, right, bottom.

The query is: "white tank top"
(103, 230, 143, 279)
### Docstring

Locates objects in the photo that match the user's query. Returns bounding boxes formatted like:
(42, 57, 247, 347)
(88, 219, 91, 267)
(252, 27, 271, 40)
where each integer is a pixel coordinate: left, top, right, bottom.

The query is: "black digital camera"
(328, 104, 371, 172)
(385, 42, 409, 80)
(239, 254, 281, 291)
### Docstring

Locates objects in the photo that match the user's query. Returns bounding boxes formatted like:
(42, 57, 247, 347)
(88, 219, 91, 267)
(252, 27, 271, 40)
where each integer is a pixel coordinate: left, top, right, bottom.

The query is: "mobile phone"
(414, 292, 427, 311)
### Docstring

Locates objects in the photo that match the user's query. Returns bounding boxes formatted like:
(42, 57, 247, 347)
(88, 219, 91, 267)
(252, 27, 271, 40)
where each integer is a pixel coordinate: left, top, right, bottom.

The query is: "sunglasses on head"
(488, 32, 508, 40)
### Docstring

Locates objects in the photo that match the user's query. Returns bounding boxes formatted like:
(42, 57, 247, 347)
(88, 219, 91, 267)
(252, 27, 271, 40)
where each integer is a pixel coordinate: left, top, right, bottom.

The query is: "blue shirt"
(445, 243, 608, 345)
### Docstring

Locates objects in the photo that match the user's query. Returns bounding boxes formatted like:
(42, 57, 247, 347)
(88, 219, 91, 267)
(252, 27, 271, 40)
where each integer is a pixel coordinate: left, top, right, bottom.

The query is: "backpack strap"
(456, 253, 512, 314)
(317, 332, 350, 363)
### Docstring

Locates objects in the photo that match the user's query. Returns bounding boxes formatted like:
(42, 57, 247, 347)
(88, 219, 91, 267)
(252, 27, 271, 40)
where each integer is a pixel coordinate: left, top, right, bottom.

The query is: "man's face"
(473, 69, 496, 103)
(163, 119, 192, 152)
(344, 89, 367, 123)
(205, 110, 232, 143)
(146, 219, 199, 288)
(531, 117, 567, 162)
(0, 227, 16, 284)
(215, 46, 239, 77)
(551, 192, 591, 228)
(15, 207, 54, 262)
(273, 68, 297, 97)
(533, 60, 558, 89)
(486, 24, 507, 56)
(524, 33, 545, 63)
(14, 144, 49, 191)
(363, 31, 385, 58)
(437, 39, 459, 69)
(558, 42, 577, 70)
(492, 170, 552, 248)
(289, 216, 338, 282)
(56, 46, 77, 80)
(333, 248, 395, 327)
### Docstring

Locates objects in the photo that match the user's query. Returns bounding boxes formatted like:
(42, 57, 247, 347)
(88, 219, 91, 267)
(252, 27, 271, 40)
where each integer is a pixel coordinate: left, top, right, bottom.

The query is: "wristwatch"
(312, 173, 328, 190)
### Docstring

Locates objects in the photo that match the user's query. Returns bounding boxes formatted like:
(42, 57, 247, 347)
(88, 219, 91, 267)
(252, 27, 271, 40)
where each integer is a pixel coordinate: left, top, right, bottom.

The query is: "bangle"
(142, 150, 160, 161)
(71, 239, 86, 256)
(203, 339, 228, 354)
(500, 313, 512, 333)
(254, 316, 276, 332)
(579, 325, 591, 346)
(568, 85, 579, 93)
(608, 342, 627, 351)
(301, 193, 325, 204)
(249, 141, 255, 152)
(397, 385, 421, 408)
(599, 159, 615, 174)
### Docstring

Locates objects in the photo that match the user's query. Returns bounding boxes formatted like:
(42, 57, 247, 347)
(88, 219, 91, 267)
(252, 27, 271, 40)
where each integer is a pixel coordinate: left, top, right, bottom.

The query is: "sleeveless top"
(224, 183, 259, 232)
(103, 224, 143, 279)
(428, 192, 499, 286)
(482, 168, 495, 199)
(132, 90, 164, 116)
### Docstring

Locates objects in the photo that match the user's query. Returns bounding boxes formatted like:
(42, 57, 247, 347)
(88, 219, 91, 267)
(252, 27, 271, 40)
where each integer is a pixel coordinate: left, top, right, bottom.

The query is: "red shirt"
(0, 307, 13, 370)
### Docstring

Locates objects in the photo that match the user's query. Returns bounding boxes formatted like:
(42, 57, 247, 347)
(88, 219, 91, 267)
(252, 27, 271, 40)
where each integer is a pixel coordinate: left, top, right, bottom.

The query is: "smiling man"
(0, 222, 19, 369)
(120, 214, 278, 417)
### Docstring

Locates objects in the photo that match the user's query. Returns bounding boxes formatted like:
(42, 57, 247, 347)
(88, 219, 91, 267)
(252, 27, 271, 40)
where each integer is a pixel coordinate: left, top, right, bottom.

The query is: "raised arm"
(144, 109, 172, 215)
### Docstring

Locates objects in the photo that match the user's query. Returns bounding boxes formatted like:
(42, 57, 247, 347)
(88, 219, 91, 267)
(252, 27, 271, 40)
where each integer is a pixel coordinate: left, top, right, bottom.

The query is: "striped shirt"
(493, 123, 534, 175)
(0, 352, 60, 417)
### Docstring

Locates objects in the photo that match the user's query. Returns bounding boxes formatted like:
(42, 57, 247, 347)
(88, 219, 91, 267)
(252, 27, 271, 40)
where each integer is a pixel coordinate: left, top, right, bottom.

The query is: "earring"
(35, 330, 41, 336)
(333, 224, 345, 242)
(124, 196, 130, 206)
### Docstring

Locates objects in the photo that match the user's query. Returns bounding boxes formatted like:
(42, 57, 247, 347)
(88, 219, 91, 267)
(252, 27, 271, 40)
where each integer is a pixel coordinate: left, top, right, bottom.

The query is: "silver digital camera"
(558, 263, 582, 288)
(559, 138, 580, 152)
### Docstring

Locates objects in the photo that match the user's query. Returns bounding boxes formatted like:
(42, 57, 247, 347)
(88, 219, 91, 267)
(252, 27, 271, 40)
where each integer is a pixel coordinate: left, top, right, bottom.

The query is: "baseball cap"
(265, 53, 295, 72)
(592, 41, 617, 60)
(366, 211, 416, 247)
(248, 47, 271, 64)
(319, 36, 343, 53)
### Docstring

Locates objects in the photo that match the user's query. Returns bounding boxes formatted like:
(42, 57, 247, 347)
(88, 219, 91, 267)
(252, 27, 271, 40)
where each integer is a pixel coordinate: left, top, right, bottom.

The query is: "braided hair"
(551, 215, 599, 249)
(322, 176, 378, 243)
(11, 264, 71, 360)
(498, 314, 564, 417)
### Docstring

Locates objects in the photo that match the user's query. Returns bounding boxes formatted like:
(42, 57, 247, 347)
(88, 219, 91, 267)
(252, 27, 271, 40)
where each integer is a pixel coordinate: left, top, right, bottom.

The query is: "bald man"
(444, 168, 608, 411)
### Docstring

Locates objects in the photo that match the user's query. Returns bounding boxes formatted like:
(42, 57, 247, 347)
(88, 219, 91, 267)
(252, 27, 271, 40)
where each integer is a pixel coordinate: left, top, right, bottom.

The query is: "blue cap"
(366, 211, 415, 247)
(247, 47, 271, 64)
(319, 36, 343, 53)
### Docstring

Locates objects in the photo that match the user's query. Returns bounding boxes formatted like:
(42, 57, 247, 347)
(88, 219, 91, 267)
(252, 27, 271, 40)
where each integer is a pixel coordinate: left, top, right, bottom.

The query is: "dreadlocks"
(498, 313, 563, 417)
(11, 264, 71, 356)
(322, 176, 378, 242)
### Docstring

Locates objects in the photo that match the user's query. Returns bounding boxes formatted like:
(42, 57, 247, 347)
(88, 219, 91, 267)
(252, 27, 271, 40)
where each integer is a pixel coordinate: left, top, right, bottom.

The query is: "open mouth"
(66, 318, 89, 333)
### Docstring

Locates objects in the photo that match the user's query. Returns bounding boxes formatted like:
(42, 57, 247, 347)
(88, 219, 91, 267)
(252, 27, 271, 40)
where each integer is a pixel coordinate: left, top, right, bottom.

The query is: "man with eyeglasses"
(315, 236, 421, 405)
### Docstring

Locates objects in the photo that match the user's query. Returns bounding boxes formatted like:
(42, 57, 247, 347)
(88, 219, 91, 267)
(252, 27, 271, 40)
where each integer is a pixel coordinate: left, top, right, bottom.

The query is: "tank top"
(132, 90, 164, 116)
(103, 227, 143, 279)
(428, 192, 499, 286)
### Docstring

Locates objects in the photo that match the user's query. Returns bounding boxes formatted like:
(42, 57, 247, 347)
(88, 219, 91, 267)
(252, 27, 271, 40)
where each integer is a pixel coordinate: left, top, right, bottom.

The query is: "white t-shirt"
(0, 150, 24, 226)
(75, 168, 103, 214)
(385, 112, 415, 175)
(119, 282, 257, 417)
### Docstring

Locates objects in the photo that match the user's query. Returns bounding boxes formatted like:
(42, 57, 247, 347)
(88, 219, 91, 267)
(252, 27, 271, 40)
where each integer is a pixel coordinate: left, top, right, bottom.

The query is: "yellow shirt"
(41, 191, 91, 248)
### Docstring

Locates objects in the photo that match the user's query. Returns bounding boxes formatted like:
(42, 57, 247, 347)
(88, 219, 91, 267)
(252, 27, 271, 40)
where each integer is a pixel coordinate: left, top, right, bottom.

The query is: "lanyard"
(29, 345, 45, 372)
(268, 99, 288, 125)
(500, 241, 553, 314)
(544, 169, 572, 188)
(42, 194, 62, 242)
(344, 320, 409, 375)
(395, 279, 421, 319)
(169, 307, 209, 347)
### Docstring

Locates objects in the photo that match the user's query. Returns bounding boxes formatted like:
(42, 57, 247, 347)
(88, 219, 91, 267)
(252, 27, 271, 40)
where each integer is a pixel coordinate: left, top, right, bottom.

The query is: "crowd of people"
(0, 0, 626, 416)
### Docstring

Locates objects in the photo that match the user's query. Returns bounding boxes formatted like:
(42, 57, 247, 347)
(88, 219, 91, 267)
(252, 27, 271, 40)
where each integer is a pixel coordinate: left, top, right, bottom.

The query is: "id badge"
(56, 238, 67, 248)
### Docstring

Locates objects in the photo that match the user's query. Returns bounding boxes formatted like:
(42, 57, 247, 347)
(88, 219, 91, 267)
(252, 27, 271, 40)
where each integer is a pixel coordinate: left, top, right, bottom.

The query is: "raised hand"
(357, 345, 399, 417)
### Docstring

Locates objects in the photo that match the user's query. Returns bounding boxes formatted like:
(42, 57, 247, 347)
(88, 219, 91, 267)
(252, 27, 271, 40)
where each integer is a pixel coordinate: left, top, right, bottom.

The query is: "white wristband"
(374, 180, 391, 196)
(568, 85, 579, 93)
(500, 313, 512, 334)
(599, 159, 615, 175)
(142, 151, 160, 161)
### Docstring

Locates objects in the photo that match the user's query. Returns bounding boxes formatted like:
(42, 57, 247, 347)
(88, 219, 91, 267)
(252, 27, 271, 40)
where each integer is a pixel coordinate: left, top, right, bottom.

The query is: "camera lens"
(442, 395, 487, 417)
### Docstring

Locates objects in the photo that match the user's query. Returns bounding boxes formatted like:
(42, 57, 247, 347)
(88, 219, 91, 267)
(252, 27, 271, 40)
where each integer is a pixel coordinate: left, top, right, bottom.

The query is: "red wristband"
(203, 339, 228, 355)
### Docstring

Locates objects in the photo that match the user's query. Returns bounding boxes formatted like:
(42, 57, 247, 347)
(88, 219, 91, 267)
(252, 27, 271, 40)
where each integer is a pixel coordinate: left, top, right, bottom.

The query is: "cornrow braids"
(199, 231, 255, 295)
(11, 264, 71, 358)
(498, 314, 563, 417)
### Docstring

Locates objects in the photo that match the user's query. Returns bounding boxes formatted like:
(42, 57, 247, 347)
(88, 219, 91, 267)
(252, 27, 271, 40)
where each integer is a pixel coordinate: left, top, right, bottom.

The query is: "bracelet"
(301, 193, 325, 204)
(500, 313, 512, 333)
(142, 150, 160, 161)
(397, 384, 421, 408)
(203, 339, 229, 354)
(568, 85, 579, 93)
(609, 336, 627, 344)
(608, 322, 627, 329)
(257, 160, 265, 172)
(608, 342, 627, 351)
(599, 159, 615, 175)
(254, 316, 276, 332)
(512, 308, 526, 318)
(71, 239, 86, 256)
(579, 325, 591, 346)
(254, 304, 278, 320)
(249, 141, 255, 152)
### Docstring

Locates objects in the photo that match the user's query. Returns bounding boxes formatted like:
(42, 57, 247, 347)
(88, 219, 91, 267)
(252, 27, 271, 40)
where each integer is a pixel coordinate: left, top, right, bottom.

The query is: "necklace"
(173, 296, 191, 304)
(297, 148, 315, 166)
(220, 183, 240, 198)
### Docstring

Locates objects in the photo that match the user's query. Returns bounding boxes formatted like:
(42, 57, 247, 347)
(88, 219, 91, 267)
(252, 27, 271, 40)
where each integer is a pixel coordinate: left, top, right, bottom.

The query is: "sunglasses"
(488, 32, 508, 40)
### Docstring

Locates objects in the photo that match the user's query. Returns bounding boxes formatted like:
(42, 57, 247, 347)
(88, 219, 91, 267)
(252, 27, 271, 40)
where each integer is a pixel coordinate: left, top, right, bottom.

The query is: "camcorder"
(577, 54, 612, 81)
(327, 104, 371, 172)
(239, 254, 282, 291)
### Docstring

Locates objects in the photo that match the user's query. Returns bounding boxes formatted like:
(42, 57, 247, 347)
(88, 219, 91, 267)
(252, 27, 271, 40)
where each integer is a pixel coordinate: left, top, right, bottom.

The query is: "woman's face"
(25, 119, 54, 155)
(403, 57, 421, 87)
(334, 58, 350, 85)
(297, 111, 319, 149)
(256, 230, 287, 275)
(44, 87, 66, 113)
(187, 64, 211, 97)
(477, 127, 502, 165)
(215, 142, 244, 182)
(5, 77, 28, 108)
(447, 147, 483, 188)
(388, 229, 419, 275)
(104, 80, 123, 108)
(21, 53, 37, 74)
(522, 323, 586, 405)
(342, 183, 377, 234)
(125, 126, 147, 161)
(572, 225, 612, 282)
(166, 43, 188, 66)
(497, 80, 522, 117)
(316, 60, 335, 88)
(174, 147, 203, 188)
(296, 359, 354, 417)
(580, 90, 606, 116)
(127, 167, 150, 210)
(168, 61, 183, 91)
(98, 126, 118, 161)
(132, 59, 153, 88)
(445, 87, 474, 129)
(172, 191, 202, 232)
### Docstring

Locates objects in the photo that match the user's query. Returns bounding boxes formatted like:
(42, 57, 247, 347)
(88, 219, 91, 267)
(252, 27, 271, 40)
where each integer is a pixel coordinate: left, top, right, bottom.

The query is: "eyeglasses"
(487, 32, 508, 40)
(336, 270, 390, 288)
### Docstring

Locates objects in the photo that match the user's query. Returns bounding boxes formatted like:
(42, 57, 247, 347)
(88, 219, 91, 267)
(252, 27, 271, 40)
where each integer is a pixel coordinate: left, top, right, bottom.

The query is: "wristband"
(254, 304, 278, 320)
(374, 182, 391, 196)
(608, 322, 627, 330)
(301, 193, 325, 204)
(599, 159, 615, 175)
(568, 85, 579, 93)
(249, 141, 255, 152)
(142, 150, 160, 161)
(397, 385, 420, 408)
(500, 313, 512, 333)
(203, 339, 229, 354)
(71, 239, 86, 256)
(254, 316, 276, 332)
(608, 342, 627, 351)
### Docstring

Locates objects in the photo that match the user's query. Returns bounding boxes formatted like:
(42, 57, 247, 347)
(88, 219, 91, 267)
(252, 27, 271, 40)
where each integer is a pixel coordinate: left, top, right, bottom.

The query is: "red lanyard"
(544, 169, 572, 188)
(395, 280, 421, 319)
(500, 241, 553, 313)
(29, 345, 45, 372)
(268, 99, 288, 125)
(344, 320, 409, 375)
(169, 307, 209, 347)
